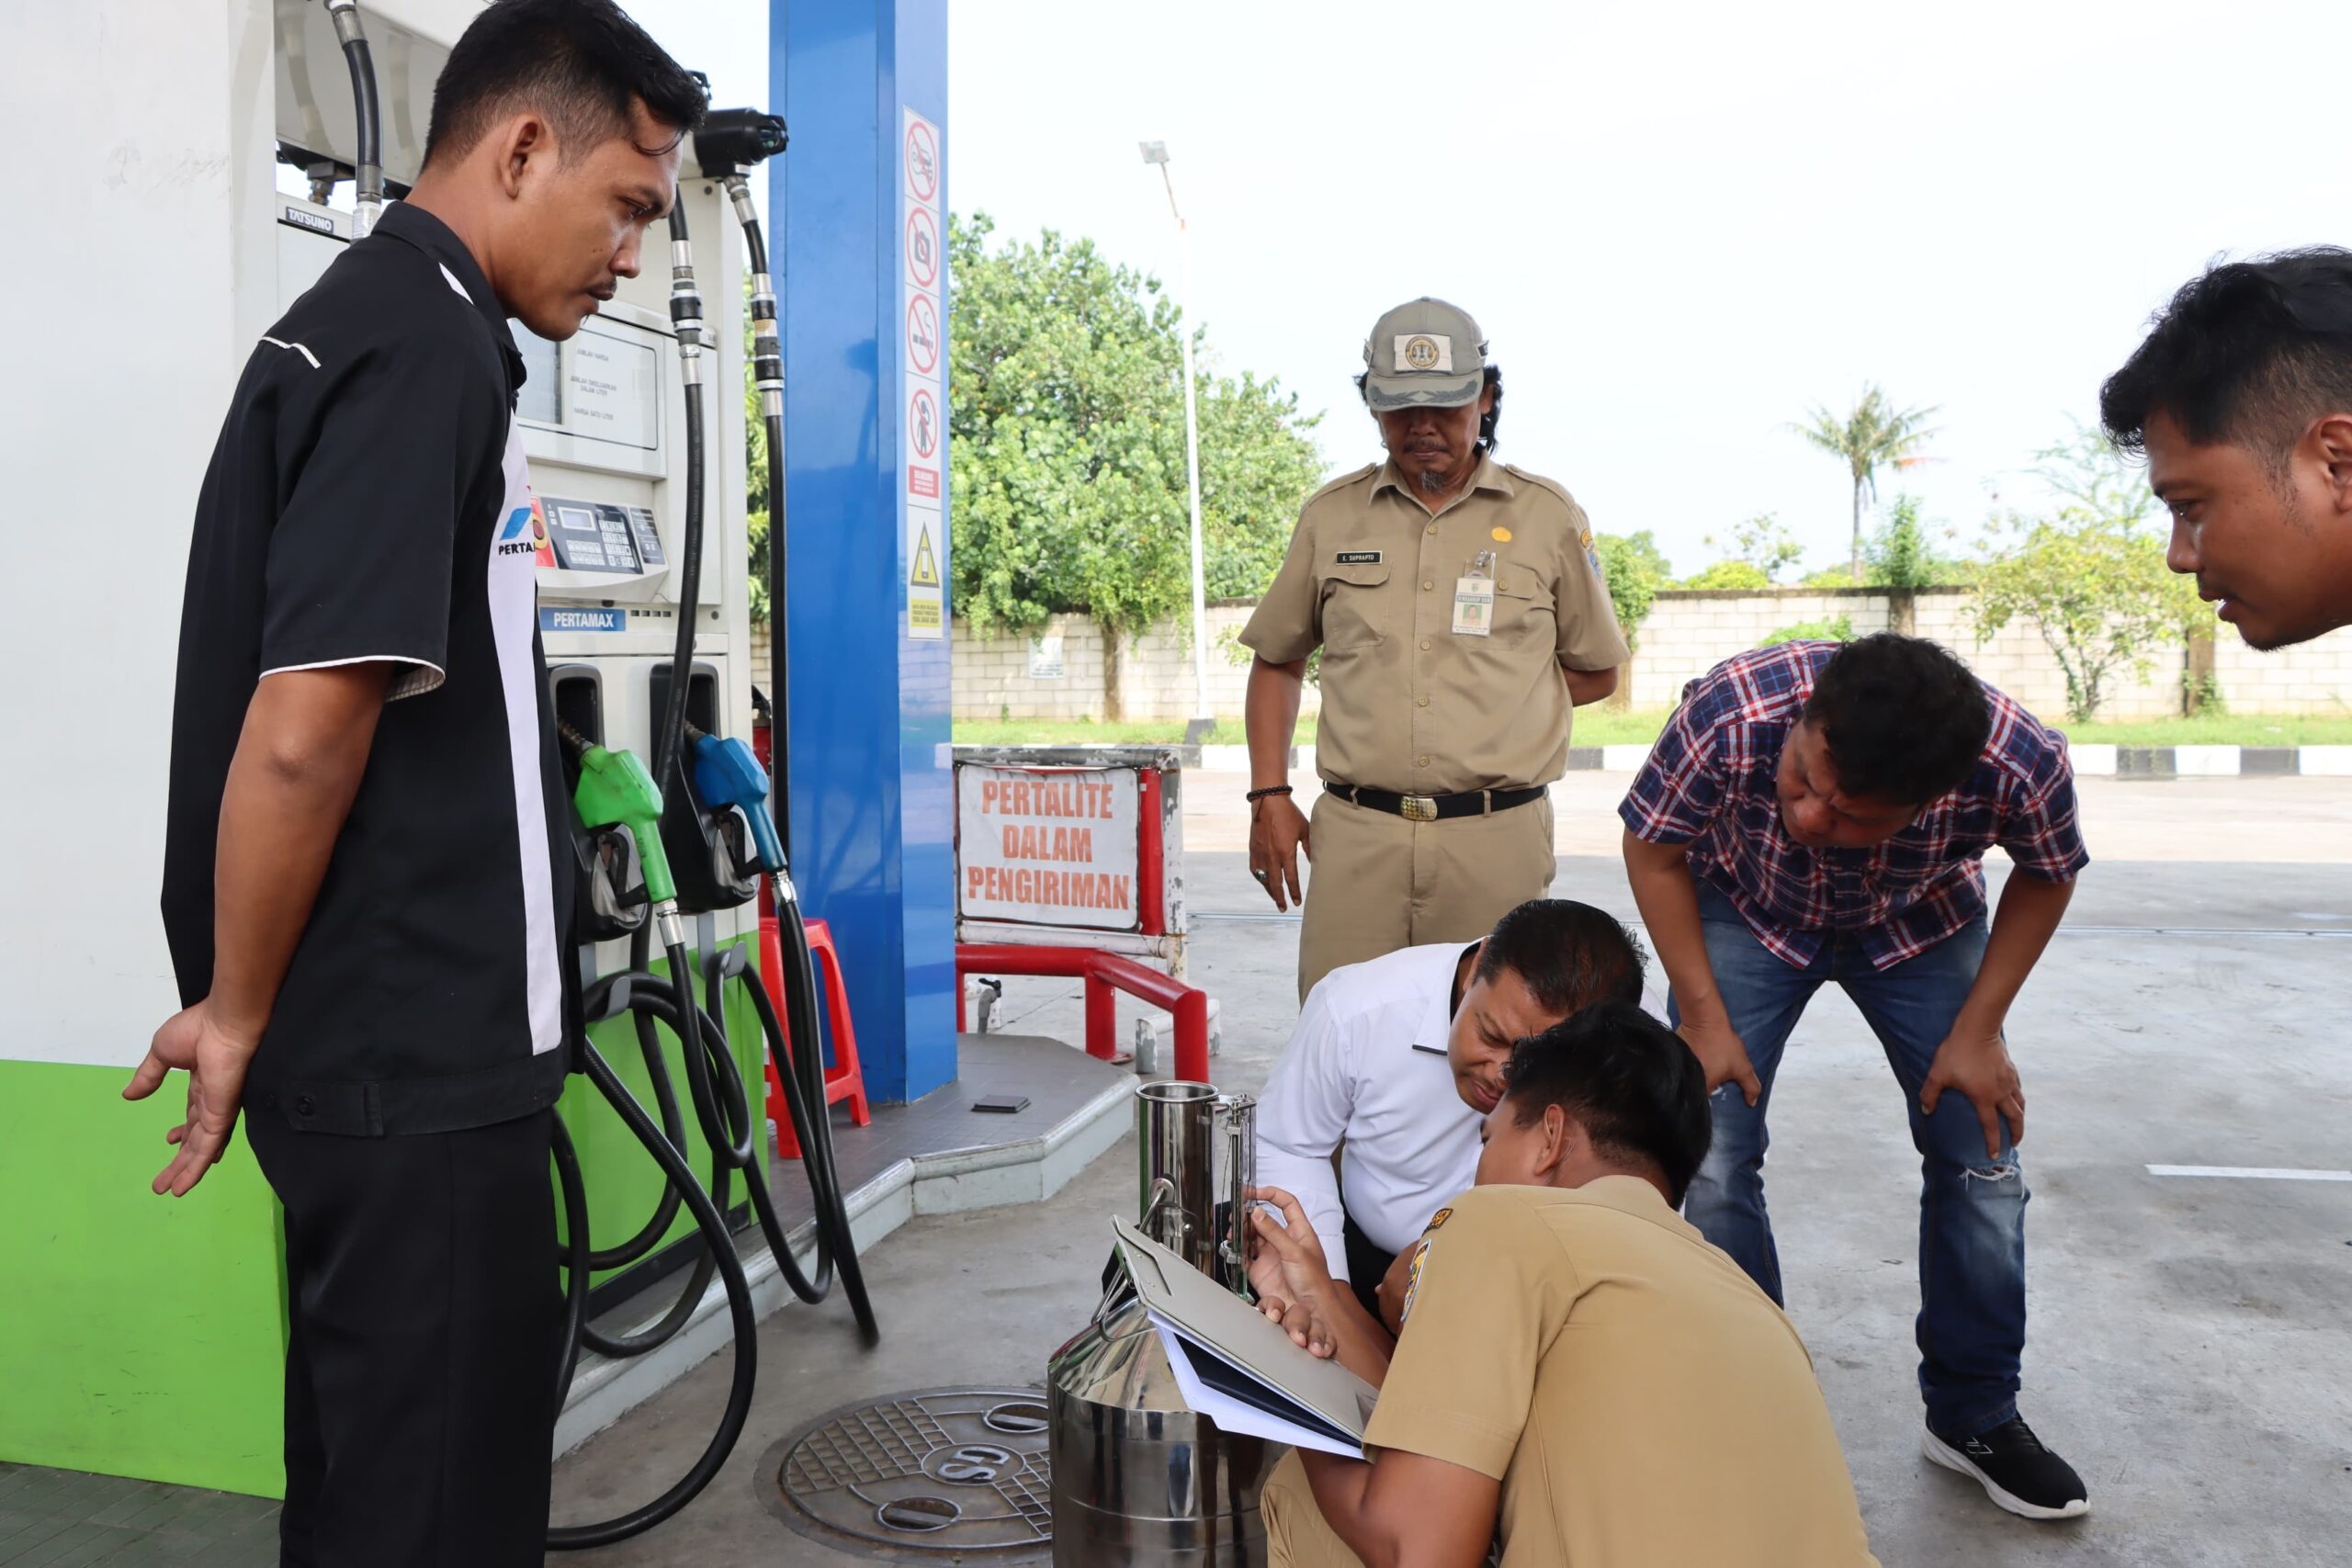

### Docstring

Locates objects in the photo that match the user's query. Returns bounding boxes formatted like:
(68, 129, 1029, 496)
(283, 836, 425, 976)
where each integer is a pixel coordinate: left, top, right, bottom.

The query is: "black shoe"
(1923, 1416, 2089, 1519)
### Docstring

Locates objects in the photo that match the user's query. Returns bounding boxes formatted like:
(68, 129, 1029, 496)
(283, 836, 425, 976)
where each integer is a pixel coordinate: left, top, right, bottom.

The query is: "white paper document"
(1111, 1214, 1377, 1460)
(1152, 1323, 1365, 1458)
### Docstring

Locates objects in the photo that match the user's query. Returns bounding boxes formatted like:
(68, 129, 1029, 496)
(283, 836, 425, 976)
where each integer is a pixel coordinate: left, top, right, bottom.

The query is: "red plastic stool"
(759, 910, 872, 1157)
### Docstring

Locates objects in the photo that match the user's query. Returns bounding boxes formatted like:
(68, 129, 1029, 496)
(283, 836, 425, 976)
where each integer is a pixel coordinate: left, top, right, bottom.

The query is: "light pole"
(1139, 140, 1215, 743)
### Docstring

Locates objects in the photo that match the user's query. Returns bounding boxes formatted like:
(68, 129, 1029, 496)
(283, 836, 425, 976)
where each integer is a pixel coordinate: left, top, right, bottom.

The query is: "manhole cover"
(761, 1386, 1054, 1560)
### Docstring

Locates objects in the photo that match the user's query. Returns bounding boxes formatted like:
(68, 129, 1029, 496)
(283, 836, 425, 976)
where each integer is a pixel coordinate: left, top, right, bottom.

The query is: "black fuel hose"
(726, 172, 879, 1342)
(322, 1, 383, 236)
(545, 1040, 758, 1552)
(725, 174, 792, 861)
(655, 192, 707, 803)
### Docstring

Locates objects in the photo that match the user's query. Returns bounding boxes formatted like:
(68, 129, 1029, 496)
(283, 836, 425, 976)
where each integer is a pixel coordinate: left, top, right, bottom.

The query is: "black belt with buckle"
(1323, 783, 1547, 822)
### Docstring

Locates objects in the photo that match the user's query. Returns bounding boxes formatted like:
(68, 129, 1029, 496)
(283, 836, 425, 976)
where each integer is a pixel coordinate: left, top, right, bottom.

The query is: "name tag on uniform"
(1335, 550, 1382, 565)
(1452, 576, 1495, 636)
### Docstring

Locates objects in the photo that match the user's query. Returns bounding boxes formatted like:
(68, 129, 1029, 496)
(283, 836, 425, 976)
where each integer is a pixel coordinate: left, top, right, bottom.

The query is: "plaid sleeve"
(1996, 726, 2089, 882)
(1618, 675, 1733, 846)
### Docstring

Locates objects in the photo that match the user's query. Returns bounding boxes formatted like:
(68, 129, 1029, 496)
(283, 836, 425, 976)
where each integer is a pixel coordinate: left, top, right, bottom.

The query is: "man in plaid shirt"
(1621, 634, 2088, 1523)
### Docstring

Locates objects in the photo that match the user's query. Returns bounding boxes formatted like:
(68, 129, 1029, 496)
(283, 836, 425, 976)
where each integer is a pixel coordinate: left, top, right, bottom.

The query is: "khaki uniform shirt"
(1370, 1180, 1880, 1568)
(1240, 457, 1629, 795)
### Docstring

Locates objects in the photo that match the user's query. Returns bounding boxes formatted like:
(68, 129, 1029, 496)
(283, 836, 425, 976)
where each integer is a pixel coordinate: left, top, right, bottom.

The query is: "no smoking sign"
(906, 294, 940, 376)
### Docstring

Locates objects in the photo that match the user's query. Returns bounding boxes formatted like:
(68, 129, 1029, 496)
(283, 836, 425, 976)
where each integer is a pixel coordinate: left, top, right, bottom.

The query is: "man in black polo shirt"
(133, 3, 704, 1559)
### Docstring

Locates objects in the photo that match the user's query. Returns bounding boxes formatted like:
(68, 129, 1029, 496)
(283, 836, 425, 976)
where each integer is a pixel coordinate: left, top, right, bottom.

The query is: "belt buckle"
(1401, 794, 1439, 822)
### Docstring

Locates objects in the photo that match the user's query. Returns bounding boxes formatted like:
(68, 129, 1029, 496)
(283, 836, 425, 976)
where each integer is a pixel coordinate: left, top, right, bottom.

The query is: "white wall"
(0, 3, 278, 1066)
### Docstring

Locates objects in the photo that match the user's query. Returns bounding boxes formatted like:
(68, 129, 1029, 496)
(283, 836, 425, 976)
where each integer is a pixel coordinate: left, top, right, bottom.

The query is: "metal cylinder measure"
(1047, 1081, 1273, 1565)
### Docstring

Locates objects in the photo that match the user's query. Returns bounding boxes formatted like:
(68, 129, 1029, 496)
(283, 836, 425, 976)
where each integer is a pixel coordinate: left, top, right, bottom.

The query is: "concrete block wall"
(750, 586, 2352, 725)
(945, 604, 1322, 724)
(1630, 587, 2352, 722)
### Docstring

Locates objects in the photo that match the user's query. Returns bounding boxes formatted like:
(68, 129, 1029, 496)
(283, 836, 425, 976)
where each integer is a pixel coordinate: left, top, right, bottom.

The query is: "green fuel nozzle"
(561, 722, 678, 908)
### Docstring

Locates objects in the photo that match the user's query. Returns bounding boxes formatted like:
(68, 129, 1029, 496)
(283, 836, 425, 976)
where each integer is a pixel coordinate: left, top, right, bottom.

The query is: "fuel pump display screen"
(541, 496, 660, 574)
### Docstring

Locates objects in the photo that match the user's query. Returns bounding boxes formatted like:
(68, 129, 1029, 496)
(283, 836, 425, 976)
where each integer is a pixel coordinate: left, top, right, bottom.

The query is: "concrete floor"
(555, 774, 2352, 1567)
(21, 777, 2340, 1563)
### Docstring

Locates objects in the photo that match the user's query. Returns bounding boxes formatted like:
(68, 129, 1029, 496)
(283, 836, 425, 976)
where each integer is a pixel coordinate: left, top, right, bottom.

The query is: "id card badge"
(1452, 548, 1498, 637)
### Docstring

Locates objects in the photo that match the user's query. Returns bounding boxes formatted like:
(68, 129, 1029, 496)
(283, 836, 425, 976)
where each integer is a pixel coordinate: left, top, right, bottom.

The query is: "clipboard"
(1112, 1213, 1378, 1456)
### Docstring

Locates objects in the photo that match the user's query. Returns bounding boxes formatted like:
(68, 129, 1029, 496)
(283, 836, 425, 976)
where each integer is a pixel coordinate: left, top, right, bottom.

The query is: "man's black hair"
(1802, 633, 1990, 806)
(1500, 1001, 1712, 1207)
(424, 0, 708, 168)
(1353, 364, 1506, 455)
(1474, 898, 1646, 1016)
(2101, 247, 2352, 470)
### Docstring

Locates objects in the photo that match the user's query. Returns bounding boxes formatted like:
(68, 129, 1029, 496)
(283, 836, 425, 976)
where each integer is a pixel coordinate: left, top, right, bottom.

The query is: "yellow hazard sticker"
(1490, 526, 1512, 542)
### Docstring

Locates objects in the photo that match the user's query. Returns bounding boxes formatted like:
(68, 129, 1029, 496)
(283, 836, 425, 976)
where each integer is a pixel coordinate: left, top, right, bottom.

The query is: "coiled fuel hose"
(545, 187, 872, 1551)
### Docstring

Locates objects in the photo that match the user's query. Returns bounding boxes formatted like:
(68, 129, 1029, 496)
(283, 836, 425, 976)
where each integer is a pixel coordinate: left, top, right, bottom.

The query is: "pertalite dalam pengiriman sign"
(954, 759, 1174, 935)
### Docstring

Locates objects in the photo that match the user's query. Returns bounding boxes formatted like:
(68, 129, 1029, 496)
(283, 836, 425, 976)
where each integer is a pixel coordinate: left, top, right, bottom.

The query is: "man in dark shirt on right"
(2100, 247, 2352, 649)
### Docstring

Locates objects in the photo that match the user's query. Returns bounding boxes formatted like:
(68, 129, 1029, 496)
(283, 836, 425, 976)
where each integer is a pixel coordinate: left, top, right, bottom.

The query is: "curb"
(1030, 742, 2352, 780)
(1560, 743, 2351, 779)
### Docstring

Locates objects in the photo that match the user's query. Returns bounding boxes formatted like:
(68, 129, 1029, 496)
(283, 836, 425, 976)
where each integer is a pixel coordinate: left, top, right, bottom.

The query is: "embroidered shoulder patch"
(1400, 1237, 1432, 1323)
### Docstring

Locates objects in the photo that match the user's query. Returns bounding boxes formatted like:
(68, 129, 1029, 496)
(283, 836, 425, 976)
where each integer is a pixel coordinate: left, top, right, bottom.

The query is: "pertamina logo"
(496, 503, 544, 558)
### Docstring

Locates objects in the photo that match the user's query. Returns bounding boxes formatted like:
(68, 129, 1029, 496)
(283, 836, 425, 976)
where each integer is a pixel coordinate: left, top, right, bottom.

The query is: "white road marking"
(2145, 1165, 2352, 1181)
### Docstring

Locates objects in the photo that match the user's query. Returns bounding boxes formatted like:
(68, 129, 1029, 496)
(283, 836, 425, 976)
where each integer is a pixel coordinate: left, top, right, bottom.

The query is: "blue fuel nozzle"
(688, 729, 786, 874)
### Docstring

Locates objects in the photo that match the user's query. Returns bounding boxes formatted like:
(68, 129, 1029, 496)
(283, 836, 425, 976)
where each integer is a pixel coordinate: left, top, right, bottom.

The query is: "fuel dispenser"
(273, 0, 874, 1548)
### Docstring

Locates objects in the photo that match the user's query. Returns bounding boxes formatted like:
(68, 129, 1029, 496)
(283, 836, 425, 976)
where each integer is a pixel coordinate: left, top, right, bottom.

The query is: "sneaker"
(1923, 1416, 2089, 1520)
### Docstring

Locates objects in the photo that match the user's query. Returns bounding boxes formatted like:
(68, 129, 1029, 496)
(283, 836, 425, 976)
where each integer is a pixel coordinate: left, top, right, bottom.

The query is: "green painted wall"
(0, 940, 771, 1499)
(0, 1058, 288, 1496)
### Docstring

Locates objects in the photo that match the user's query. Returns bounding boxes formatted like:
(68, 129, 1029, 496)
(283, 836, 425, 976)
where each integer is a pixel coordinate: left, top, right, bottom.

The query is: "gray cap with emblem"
(1361, 297, 1488, 412)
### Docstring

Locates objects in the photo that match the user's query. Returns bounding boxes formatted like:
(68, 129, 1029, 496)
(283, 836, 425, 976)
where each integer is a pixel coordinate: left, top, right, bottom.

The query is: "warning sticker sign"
(904, 118, 939, 206)
(901, 105, 946, 643)
(909, 386, 940, 461)
(907, 294, 940, 377)
(906, 206, 939, 289)
(907, 502, 944, 639)
(911, 524, 940, 588)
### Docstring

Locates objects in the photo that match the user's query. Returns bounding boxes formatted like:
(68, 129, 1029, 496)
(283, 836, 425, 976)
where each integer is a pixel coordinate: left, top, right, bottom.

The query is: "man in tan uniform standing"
(1246, 1003, 1880, 1567)
(1241, 299, 1628, 998)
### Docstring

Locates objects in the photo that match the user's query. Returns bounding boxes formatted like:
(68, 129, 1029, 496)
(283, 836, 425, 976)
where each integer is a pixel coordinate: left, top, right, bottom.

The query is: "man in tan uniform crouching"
(1240, 298, 1628, 999)
(1245, 1002, 1880, 1567)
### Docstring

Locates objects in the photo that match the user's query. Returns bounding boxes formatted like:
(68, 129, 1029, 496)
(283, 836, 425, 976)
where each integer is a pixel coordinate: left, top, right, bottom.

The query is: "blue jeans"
(1671, 882, 2027, 1438)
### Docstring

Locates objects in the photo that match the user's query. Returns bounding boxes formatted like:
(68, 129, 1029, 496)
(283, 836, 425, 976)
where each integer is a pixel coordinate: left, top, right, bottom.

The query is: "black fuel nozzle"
(694, 107, 788, 176)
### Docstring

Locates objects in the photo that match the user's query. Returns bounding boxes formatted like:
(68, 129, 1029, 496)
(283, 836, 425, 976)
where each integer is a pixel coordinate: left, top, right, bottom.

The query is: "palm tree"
(1793, 386, 1941, 583)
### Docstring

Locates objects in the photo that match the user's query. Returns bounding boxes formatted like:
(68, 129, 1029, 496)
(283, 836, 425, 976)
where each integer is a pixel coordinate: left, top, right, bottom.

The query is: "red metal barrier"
(955, 942, 1209, 1082)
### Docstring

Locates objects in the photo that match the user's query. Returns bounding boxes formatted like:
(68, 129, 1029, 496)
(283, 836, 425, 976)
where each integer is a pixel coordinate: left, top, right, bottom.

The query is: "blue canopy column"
(773, 0, 955, 1102)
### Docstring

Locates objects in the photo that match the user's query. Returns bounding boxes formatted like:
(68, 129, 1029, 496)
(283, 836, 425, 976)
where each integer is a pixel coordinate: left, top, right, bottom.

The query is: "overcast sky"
(636, 0, 2346, 578)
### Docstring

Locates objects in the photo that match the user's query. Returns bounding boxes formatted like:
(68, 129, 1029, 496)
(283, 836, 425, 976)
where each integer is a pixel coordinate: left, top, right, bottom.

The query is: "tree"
(1703, 513, 1804, 583)
(1968, 429, 2205, 723)
(2033, 418, 2160, 525)
(1679, 559, 1772, 591)
(1793, 385, 1941, 583)
(1592, 530, 1671, 649)
(745, 344, 774, 626)
(1869, 495, 1936, 633)
(1762, 614, 1853, 646)
(945, 212, 1323, 717)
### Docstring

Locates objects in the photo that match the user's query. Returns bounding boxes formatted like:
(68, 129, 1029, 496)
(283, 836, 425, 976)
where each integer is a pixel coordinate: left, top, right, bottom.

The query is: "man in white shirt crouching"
(1254, 898, 1647, 1331)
